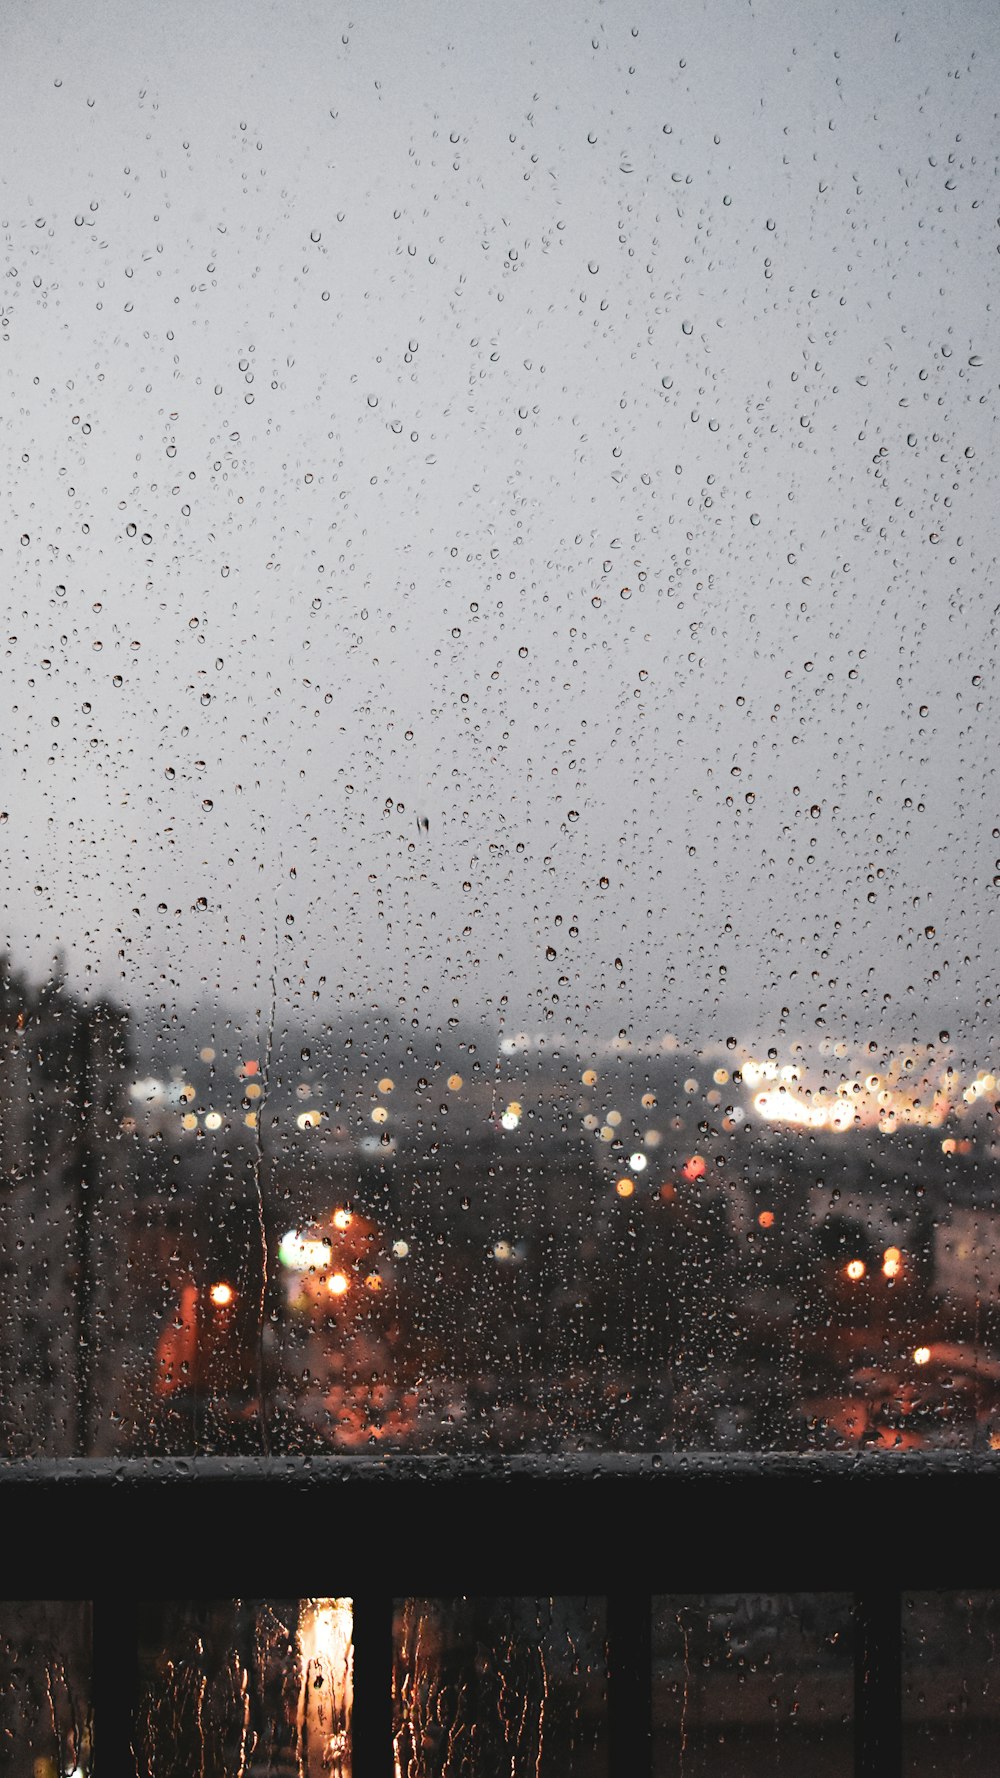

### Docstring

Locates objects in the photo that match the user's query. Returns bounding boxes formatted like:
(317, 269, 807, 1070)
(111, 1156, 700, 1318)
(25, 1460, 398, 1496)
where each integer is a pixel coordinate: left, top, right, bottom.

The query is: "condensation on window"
(0, 0, 998, 1456)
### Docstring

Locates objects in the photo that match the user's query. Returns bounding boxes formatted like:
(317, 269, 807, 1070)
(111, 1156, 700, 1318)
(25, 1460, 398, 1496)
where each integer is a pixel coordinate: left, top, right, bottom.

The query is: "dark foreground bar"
(3, 1457, 996, 1777)
(3, 1452, 997, 1594)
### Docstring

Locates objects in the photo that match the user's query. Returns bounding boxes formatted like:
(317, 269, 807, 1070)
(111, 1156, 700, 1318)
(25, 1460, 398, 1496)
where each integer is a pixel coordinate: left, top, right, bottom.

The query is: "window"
(2, 0, 998, 1767)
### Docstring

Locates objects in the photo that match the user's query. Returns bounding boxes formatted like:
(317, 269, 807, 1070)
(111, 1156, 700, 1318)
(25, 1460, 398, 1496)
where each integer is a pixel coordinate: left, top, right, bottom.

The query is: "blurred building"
(0, 957, 132, 1455)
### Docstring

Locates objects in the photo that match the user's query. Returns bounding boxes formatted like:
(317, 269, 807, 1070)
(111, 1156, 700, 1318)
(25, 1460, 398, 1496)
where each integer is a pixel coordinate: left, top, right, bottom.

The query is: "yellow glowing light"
(913, 1346, 931, 1366)
(641, 1091, 656, 1108)
(942, 1138, 957, 1154)
(645, 1129, 662, 1147)
(246, 1081, 262, 1099)
(244, 1111, 257, 1128)
(370, 1105, 388, 1124)
(582, 1113, 599, 1131)
(447, 1073, 463, 1090)
(683, 1078, 698, 1094)
(599, 1125, 614, 1142)
(298, 1109, 322, 1130)
(606, 1109, 622, 1127)
(884, 1246, 902, 1265)
(298, 1598, 353, 1764)
(845, 1259, 866, 1281)
(180, 1084, 196, 1103)
(377, 1077, 394, 1093)
(883, 1256, 901, 1279)
(365, 1272, 383, 1292)
(209, 1282, 233, 1307)
(582, 1069, 598, 1087)
(181, 1112, 198, 1131)
(204, 1111, 223, 1131)
(616, 1177, 635, 1198)
(713, 1068, 729, 1085)
(507, 1100, 522, 1116)
(333, 1208, 354, 1232)
(200, 1046, 216, 1063)
(327, 1272, 350, 1297)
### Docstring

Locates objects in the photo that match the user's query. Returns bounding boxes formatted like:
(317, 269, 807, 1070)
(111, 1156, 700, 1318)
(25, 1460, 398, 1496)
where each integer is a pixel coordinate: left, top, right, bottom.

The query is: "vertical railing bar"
(91, 1594, 137, 1778)
(352, 1593, 394, 1778)
(854, 1588, 902, 1778)
(607, 1593, 652, 1778)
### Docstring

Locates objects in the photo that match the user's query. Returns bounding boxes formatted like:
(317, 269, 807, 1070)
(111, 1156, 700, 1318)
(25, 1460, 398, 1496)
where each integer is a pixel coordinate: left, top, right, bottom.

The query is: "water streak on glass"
(903, 1593, 1000, 1775)
(653, 1594, 853, 1776)
(135, 1599, 353, 1777)
(0, 1601, 91, 1778)
(393, 1597, 607, 1777)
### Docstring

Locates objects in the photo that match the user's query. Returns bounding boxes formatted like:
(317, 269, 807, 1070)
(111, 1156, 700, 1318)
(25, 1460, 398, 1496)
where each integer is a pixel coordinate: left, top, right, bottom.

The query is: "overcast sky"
(1, 0, 998, 1059)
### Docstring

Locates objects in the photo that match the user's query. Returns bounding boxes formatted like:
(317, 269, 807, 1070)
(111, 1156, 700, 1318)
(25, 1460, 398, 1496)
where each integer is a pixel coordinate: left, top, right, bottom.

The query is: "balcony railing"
(3, 1453, 998, 1775)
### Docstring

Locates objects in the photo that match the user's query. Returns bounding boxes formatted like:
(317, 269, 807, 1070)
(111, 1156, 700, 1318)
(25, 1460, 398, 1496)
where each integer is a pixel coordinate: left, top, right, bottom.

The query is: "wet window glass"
(393, 1597, 607, 1777)
(653, 1595, 853, 1776)
(1, 0, 998, 1456)
(903, 1593, 1000, 1775)
(135, 1599, 353, 1777)
(0, 1601, 91, 1776)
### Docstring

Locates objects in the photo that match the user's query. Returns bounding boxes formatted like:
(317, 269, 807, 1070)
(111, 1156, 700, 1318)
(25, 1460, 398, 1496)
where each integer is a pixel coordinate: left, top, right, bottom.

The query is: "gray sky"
(2, 0, 998, 1058)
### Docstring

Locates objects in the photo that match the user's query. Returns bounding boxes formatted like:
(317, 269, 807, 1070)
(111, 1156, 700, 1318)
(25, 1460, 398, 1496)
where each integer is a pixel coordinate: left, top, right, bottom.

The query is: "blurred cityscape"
(1, 953, 999, 1456)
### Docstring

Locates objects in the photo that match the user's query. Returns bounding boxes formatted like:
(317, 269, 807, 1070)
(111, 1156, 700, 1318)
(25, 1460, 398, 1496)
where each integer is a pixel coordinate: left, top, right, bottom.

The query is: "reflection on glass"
(393, 1597, 607, 1777)
(904, 1593, 1000, 1775)
(653, 1595, 852, 1775)
(135, 1599, 352, 1777)
(0, 1601, 91, 1778)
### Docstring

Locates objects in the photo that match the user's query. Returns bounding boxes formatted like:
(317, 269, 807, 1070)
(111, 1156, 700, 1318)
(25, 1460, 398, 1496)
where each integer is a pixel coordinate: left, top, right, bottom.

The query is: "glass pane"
(0, 1601, 91, 1777)
(135, 1599, 352, 1776)
(904, 1593, 1000, 1775)
(393, 1597, 607, 1776)
(653, 1595, 853, 1775)
(2, 0, 998, 1454)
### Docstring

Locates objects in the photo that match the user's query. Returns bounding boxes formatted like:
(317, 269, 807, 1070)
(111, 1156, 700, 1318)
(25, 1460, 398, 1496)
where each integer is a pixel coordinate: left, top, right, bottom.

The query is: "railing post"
(855, 1589, 902, 1778)
(92, 1596, 137, 1777)
(352, 1593, 394, 1777)
(607, 1593, 652, 1778)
